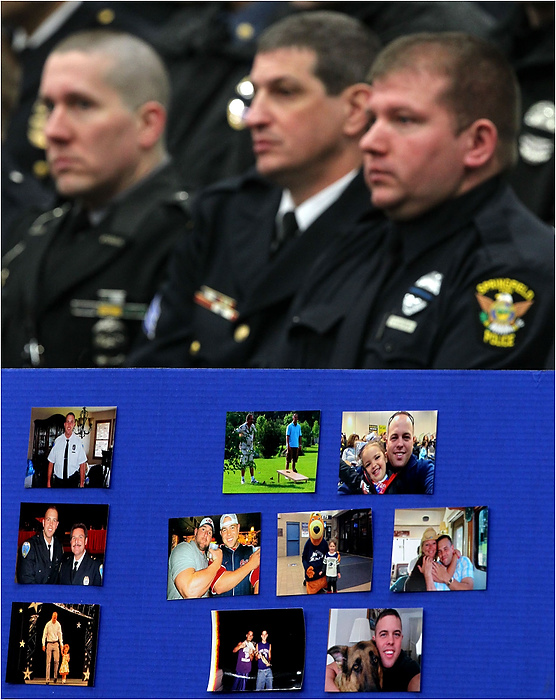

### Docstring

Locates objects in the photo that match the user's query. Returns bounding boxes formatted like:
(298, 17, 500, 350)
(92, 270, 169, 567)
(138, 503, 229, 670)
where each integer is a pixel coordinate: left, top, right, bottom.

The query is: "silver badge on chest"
(401, 271, 444, 316)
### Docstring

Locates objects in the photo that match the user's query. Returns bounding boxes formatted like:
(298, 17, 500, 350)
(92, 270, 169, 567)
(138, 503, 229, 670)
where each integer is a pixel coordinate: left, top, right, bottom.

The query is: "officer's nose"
(243, 92, 271, 130)
(359, 117, 388, 155)
(44, 105, 72, 143)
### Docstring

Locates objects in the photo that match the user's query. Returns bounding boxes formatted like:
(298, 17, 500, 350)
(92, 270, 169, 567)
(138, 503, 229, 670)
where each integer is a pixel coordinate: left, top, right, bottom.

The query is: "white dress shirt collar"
(277, 169, 358, 232)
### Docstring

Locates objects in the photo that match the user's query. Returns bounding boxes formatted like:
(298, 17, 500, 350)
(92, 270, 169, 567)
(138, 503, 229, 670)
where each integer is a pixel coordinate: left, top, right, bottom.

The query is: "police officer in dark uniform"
(58, 524, 103, 586)
(275, 32, 554, 370)
(1, 1, 156, 239)
(128, 11, 382, 368)
(18, 506, 63, 584)
(155, 1, 495, 193)
(488, 2, 555, 224)
(155, 1, 293, 192)
(1, 30, 191, 368)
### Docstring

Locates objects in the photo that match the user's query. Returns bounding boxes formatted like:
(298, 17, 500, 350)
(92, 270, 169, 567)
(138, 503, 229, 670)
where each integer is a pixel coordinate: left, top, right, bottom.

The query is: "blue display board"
(2, 369, 554, 698)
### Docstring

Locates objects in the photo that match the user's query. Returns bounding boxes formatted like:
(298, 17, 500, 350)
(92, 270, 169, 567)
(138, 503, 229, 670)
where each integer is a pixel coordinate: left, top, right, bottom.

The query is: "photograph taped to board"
(276, 510, 372, 596)
(339, 410, 437, 495)
(223, 411, 321, 493)
(25, 406, 117, 488)
(16, 502, 108, 587)
(5, 601, 100, 686)
(167, 512, 261, 600)
(326, 608, 423, 692)
(208, 608, 305, 692)
(390, 507, 488, 592)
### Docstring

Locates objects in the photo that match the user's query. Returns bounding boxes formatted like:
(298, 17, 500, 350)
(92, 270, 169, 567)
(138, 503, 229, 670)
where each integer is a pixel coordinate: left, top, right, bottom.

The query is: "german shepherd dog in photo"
(328, 640, 383, 691)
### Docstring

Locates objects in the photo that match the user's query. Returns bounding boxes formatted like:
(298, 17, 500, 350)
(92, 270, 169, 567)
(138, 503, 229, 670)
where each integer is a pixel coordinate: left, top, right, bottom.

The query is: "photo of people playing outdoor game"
(223, 411, 320, 493)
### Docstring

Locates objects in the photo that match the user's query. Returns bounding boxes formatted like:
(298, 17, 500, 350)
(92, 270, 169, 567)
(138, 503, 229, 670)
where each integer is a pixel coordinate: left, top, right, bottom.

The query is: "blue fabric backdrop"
(2, 369, 554, 698)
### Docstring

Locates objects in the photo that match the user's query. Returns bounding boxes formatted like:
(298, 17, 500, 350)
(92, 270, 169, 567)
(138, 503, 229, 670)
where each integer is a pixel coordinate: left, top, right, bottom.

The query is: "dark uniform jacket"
(2, 164, 190, 367)
(18, 533, 63, 584)
(155, 2, 291, 191)
(278, 178, 554, 369)
(58, 551, 103, 586)
(129, 168, 378, 368)
(334, 1, 494, 44)
(489, 4, 555, 224)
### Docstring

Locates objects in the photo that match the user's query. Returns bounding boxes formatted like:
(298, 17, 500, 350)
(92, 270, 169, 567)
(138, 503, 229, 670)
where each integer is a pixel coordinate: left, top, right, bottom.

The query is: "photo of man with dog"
(325, 608, 422, 692)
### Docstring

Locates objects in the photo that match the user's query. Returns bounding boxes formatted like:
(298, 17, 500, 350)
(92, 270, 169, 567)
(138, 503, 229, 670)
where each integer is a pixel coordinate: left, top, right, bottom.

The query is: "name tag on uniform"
(386, 315, 417, 334)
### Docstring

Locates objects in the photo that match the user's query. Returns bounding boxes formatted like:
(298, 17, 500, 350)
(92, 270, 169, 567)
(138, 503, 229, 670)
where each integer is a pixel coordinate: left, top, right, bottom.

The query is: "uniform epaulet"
(165, 189, 192, 215)
(202, 168, 265, 198)
(29, 203, 71, 236)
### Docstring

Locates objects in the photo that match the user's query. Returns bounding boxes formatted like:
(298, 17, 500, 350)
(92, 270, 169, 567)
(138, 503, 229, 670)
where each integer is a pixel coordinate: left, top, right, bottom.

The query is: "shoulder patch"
(21, 541, 31, 558)
(475, 278, 534, 348)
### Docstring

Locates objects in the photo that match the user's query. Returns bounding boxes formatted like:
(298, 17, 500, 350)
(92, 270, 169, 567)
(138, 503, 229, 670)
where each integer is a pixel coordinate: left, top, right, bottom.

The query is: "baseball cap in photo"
(199, 517, 215, 532)
(220, 513, 239, 529)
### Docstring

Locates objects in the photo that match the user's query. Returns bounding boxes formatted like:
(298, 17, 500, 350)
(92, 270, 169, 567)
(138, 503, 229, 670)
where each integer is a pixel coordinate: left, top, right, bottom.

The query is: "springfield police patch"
(21, 541, 30, 558)
(475, 278, 534, 348)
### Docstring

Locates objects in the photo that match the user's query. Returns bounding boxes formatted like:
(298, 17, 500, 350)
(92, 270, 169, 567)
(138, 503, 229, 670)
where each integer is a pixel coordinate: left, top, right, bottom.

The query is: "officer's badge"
(21, 541, 30, 558)
(401, 271, 443, 316)
(476, 279, 534, 348)
(83, 576, 90, 586)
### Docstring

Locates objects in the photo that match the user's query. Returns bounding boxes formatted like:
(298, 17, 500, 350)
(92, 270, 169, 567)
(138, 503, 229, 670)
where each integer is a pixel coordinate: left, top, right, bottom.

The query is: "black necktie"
(47, 543, 51, 561)
(71, 561, 78, 582)
(63, 439, 69, 481)
(271, 211, 299, 254)
(281, 211, 298, 241)
(66, 205, 90, 237)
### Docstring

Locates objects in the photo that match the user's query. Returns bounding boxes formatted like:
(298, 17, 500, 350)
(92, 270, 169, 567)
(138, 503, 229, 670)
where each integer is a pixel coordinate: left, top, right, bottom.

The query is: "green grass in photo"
(222, 446, 319, 493)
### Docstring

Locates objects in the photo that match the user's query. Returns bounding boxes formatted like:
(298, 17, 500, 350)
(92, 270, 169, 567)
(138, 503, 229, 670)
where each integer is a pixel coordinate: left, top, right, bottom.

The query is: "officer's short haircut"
(367, 32, 520, 170)
(387, 411, 415, 433)
(375, 608, 402, 629)
(257, 10, 381, 95)
(50, 29, 170, 111)
(71, 522, 88, 539)
(437, 534, 453, 546)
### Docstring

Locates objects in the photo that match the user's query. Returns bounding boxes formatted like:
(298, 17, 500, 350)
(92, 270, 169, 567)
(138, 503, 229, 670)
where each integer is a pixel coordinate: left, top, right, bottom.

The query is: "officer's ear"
(341, 83, 373, 138)
(461, 118, 498, 170)
(136, 101, 167, 150)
